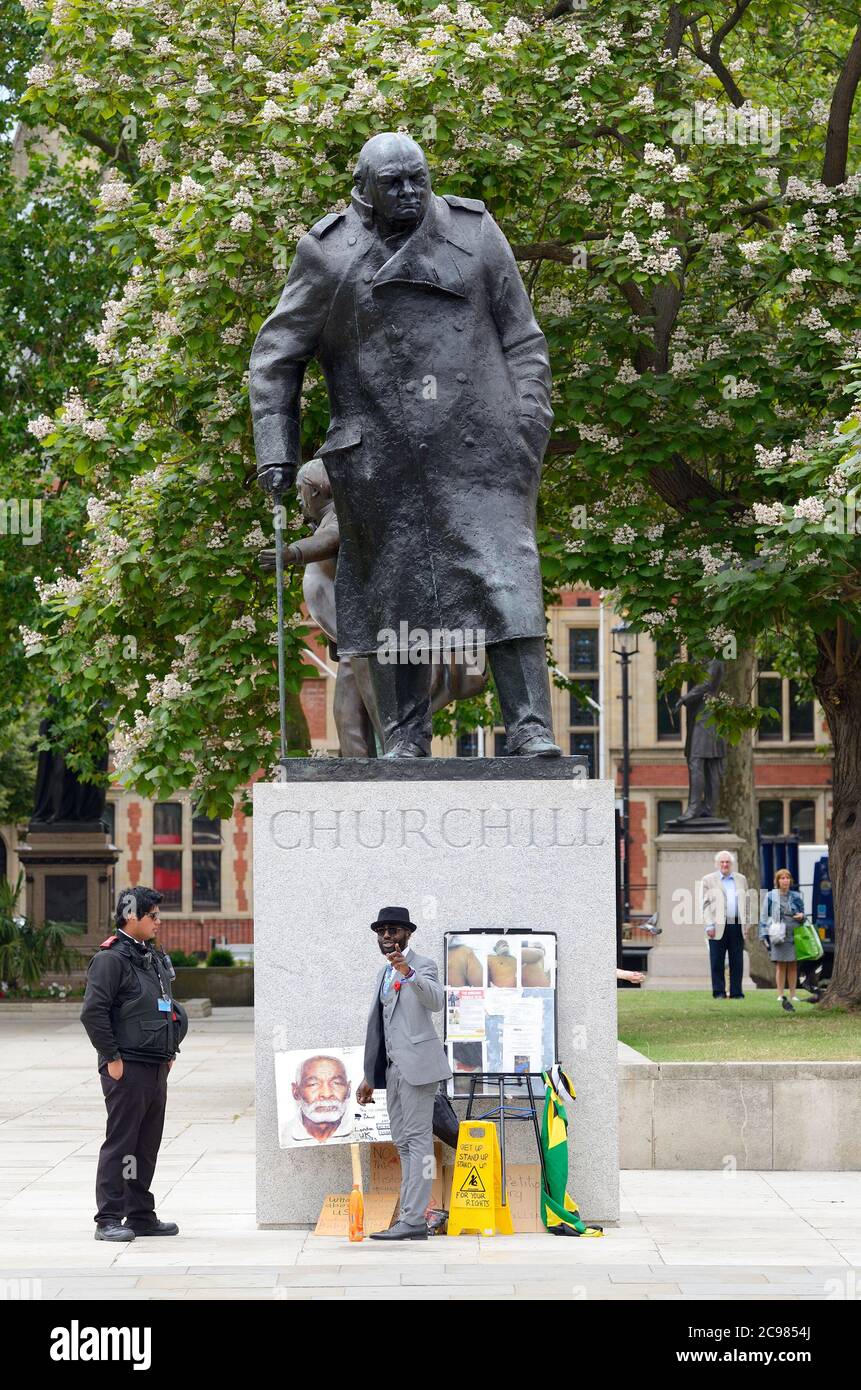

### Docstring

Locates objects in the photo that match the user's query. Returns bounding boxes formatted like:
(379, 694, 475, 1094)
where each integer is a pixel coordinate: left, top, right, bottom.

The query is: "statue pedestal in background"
(18, 822, 119, 950)
(253, 758, 619, 1226)
(647, 831, 753, 991)
(22, 720, 116, 948)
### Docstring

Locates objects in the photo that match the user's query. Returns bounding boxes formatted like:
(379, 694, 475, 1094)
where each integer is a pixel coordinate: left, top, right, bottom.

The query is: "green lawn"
(617, 989, 861, 1061)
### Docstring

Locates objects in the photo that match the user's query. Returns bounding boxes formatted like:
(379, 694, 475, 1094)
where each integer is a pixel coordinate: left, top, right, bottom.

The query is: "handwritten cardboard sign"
(313, 1191, 398, 1237)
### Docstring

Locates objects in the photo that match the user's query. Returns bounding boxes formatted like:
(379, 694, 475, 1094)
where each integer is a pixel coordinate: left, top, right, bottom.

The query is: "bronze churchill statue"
(250, 131, 561, 758)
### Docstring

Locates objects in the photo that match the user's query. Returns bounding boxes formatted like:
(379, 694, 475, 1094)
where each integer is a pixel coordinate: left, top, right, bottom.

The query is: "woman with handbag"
(758, 869, 805, 1012)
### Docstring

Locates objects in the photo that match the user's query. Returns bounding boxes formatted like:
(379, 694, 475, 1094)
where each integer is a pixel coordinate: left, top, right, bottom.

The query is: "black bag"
(432, 1087, 460, 1148)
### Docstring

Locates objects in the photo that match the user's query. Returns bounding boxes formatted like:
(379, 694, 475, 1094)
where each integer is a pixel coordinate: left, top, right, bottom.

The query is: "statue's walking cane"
(273, 488, 289, 773)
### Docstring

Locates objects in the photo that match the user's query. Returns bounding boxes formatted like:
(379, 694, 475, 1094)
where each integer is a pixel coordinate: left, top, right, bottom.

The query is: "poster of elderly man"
(275, 1047, 388, 1148)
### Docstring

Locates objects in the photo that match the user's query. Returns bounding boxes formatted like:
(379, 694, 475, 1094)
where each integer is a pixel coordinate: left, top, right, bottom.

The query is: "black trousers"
(367, 635, 555, 754)
(95, 1060, 168, 1226)
(709, 922, 745, 998)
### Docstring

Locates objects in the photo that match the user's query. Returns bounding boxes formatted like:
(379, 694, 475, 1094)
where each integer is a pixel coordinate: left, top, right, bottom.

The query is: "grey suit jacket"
(363, 950, 452, 1089)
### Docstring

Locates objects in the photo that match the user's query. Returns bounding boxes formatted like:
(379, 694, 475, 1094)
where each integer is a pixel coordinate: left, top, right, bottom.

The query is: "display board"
(443, 930, 557, 1095)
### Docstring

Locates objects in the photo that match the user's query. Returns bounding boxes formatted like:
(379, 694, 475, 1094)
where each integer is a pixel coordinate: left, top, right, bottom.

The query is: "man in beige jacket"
(701, 849, 749, 999)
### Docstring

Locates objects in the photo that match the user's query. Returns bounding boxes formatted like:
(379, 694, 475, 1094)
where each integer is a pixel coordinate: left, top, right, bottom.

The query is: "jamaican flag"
(540, 1065, 603, 1236)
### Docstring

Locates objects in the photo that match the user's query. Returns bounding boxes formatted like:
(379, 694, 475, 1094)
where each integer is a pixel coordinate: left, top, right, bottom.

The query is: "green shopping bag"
(794, 920, 824, 962)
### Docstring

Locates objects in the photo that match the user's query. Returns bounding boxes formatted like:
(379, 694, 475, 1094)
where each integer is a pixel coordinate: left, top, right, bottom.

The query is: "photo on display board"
(446, 934, 486, 987)
(274, 1044, 389, 1148)
(451, 1040, 485, 1076)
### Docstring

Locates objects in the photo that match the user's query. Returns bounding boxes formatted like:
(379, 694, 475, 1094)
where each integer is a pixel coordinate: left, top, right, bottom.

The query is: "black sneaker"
(781, 997, 795, 1013)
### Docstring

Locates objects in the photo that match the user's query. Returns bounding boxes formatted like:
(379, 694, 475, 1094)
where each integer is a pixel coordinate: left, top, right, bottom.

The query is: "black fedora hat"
(370, 905, 417, 933)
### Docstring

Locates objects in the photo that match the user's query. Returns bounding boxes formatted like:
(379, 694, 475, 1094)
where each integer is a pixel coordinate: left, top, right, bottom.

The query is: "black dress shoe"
(381, 744, 430, 759)
(95, 1223, 135, 1242)
(512, 735, 563, 757)
(369, 1222, 428, 1241)
(124, 1219, 179, 1236)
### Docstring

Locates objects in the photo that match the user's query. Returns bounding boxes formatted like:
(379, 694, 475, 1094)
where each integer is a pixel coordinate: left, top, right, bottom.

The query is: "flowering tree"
(16, 0, 861, 1001)
(529, 3, 861, 1005)
(0, 4, 117, 815)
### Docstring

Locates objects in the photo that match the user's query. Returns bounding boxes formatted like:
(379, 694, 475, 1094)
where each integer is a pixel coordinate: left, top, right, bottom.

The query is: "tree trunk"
(718, 649, 771, 987)
(813, 627, 861, 1009)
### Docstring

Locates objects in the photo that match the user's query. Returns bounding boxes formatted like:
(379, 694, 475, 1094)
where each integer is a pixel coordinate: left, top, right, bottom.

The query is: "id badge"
(157, 998, 172, 1012)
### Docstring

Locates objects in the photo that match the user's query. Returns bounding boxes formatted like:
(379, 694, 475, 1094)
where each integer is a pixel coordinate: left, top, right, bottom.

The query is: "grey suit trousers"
(386, 1060, 438, 1228)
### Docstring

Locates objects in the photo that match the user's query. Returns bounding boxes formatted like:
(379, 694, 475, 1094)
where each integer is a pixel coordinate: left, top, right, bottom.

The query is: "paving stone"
(2, 1012, 857, 1301)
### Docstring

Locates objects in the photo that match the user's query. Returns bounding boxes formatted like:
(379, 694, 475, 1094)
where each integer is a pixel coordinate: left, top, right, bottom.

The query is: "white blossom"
(792, 496, 827, 524)
(643, 144, 676, 168)
(752, 501, 784, 525)
(261, 99, 285, 122)
(177, 175, 206, 201)
(612, 525, 636, 545)
(99, 173, 133, 210)
(630, 85, 654, 112)
(26, 60, 57, 87)
(19, 626, 45, 656)
(28, 415, 55, 440)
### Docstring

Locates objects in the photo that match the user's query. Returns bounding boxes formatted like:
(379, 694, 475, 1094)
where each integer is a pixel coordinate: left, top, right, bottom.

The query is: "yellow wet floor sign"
(447, 1121, 514, 1236)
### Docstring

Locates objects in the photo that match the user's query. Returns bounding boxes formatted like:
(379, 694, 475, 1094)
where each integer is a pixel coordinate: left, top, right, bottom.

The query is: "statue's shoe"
(381, 743, 431, 758)
(513, 736, 562, 757)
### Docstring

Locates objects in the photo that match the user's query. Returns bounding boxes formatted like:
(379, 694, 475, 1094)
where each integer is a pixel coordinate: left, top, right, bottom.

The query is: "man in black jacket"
(81, 887, 188, 1241)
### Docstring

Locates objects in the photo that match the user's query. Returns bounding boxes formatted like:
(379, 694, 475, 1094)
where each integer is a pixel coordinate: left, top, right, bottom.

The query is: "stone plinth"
(647, 832, 754, 991)
(18, 823, 119, 950)
(253, 758, 619, 1226)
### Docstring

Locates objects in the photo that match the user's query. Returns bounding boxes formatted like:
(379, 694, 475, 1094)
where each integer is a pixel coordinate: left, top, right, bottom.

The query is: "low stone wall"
(2, 966, 254, 1008)
(171, 966, 253, 1007)
(620, 1060, 861, 1170)
(0, 1001, 83, 1015)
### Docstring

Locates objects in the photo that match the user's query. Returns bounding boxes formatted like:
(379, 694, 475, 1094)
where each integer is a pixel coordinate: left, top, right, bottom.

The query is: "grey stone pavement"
(1, 1011, 859, 1301)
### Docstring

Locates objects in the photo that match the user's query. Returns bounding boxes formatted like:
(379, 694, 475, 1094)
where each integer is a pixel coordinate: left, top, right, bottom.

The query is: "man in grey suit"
(356, 906, 451, 1241)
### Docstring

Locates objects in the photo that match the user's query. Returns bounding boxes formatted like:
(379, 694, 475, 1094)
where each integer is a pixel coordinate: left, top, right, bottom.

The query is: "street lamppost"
(612, 622, 639, 923)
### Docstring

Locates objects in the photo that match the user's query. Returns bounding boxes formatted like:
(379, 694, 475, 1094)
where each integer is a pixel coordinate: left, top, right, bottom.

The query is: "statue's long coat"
(684, 661, 728, 761)
(249, 191, 553, 656)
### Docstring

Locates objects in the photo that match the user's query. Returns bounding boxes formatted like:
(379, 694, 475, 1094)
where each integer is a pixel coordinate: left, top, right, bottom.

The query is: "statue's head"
(352, 132, 431, 231)
(296, 458, 332, 526)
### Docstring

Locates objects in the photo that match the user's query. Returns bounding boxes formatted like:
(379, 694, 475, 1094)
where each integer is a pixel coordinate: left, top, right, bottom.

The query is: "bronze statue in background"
(31, 713, 108, 827)
(665, 659, 730, 830)
(250, 131, 560, 759)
